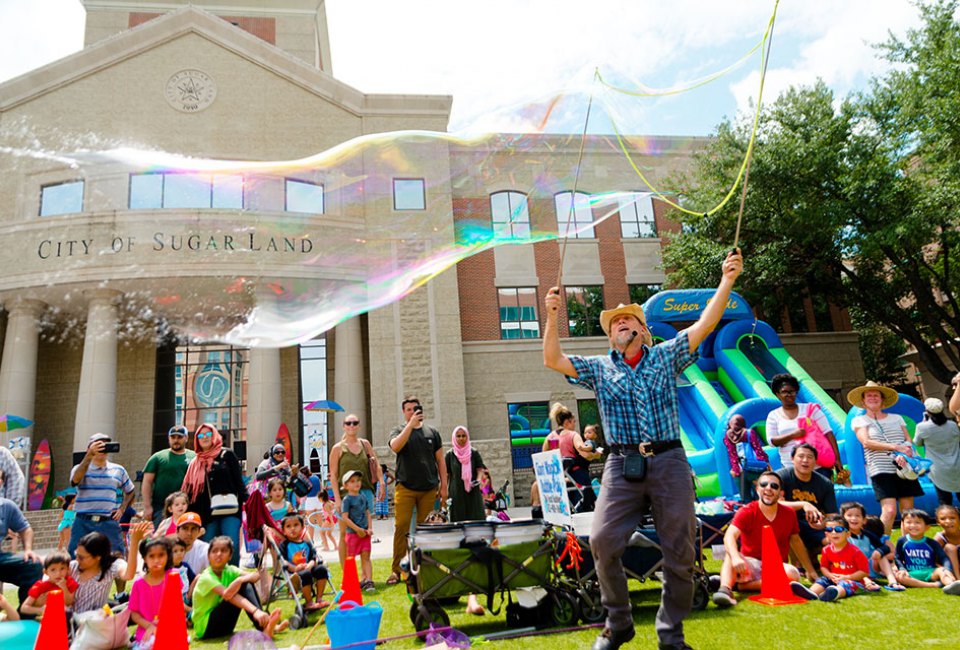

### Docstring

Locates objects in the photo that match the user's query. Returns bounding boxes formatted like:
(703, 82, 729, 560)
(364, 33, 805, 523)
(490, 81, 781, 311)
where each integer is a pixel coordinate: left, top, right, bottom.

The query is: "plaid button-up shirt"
(567, 330, 698, 445)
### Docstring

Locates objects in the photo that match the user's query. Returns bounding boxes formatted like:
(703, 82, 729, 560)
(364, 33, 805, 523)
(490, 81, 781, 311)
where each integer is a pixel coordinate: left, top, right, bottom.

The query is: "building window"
(171, 343, 248, 444)
(490, 191, 530, 238)
(555, 191, 594, 238)
(40, 180, 84, 216)
(498, 288, 540, 339)
(394, 178, 425, 210)
(129, 173, 243, 209)
(565, 285, 605, 337)
(619, 193, 657, 238)
(629, 284, 662, 305)
(300, 336, 328, 473)
(285, 179, 324, 214)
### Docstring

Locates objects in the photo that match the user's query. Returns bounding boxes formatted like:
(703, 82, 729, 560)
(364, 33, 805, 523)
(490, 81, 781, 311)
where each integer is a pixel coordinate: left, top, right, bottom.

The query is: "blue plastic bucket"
(327, 600, 383, 650)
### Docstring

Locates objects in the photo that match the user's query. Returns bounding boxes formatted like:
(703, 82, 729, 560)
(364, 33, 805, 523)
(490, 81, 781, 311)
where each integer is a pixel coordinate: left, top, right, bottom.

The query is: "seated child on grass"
(934, 504, 960, 575)
(894, 508, 960, 595)
(841, 502, 901, 589)
(791, 514, 878, 602)
(129, 537, 173, 644)
(277, 513, 330, 610)
(171, 537, 196, 616)
(192, 536, 288, 640)
(21, 551, 78, 616)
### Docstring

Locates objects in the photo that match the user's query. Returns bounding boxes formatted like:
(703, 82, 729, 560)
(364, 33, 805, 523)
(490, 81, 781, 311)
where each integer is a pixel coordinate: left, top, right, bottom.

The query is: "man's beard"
(613, 330, 634, 348)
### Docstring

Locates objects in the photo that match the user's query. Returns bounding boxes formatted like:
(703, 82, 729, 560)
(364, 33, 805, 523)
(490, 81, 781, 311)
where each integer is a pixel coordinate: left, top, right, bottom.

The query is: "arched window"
(490, 191, 530, 238)
(554, 191, 594, 239)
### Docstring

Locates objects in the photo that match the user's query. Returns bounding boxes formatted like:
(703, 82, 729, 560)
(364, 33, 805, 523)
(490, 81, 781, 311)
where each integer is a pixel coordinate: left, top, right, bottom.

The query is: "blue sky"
(0, 1, 937, 136)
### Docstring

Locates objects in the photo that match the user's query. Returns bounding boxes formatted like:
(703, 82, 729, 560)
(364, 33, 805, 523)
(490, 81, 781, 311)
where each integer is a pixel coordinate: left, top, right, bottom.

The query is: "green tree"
(663, 0, 960, 383)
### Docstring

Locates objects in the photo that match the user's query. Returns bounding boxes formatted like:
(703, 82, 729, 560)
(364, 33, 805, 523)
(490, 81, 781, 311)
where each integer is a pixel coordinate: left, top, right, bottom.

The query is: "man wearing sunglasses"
(544, 250, 742, 650)
(713, 470, 818, 608)
(141, 425, 197, 528)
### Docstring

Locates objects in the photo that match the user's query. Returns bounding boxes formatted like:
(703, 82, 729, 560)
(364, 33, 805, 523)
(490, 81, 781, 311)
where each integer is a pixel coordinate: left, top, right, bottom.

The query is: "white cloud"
(729, 0, 922, 117)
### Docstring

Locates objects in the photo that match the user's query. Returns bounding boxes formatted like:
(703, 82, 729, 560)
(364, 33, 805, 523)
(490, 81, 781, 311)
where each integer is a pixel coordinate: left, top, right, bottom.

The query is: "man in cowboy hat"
(543, 249, 743, 650)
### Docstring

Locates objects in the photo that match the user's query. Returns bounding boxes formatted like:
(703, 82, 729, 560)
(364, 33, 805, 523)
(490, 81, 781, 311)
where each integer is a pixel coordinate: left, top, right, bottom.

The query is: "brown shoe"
(385, 572, 401, 585)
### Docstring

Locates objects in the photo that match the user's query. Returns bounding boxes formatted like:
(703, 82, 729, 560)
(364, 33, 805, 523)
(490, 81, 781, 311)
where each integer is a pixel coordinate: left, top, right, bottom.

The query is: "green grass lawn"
(185, 553, 960, 649)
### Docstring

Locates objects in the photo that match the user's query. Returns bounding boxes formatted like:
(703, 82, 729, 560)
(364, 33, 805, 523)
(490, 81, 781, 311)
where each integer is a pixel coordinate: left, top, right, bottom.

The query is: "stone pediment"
(0, 5, 451, 121)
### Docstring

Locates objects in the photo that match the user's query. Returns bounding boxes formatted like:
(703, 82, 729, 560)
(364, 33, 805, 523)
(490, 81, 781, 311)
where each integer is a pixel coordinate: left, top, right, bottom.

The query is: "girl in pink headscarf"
(444, 425, 487, 615)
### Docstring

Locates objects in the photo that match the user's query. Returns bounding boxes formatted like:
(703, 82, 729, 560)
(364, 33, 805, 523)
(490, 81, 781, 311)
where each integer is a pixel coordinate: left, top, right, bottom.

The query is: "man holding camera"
(69, 432, 136, 557)
(386, 395, 447, 585)
(542, 249, 742, 650)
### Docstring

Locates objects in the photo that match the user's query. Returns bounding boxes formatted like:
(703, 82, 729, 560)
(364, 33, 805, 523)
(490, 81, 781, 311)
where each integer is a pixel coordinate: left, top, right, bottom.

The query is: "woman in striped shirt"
(849, 381, 923, 534)
(69, 521, 150, 613)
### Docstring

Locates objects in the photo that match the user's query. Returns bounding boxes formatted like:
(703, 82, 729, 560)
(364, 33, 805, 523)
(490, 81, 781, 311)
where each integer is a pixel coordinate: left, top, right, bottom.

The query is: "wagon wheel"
(549, 590, 580, 626)
(691, 579, 710, 611)
(579, 588, 606, 623)
(288, 612, 305, 630)
(410, 600, 450, 633)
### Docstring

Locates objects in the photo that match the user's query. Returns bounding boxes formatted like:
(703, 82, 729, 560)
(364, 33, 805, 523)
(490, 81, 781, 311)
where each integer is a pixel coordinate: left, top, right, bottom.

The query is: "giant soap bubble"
(0, 68, 712, 347)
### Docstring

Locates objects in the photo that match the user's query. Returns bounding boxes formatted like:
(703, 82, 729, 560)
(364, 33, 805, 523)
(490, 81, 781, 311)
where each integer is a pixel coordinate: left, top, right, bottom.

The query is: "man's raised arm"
(543, 286, 578, 378)
(687, 249, 743, 351)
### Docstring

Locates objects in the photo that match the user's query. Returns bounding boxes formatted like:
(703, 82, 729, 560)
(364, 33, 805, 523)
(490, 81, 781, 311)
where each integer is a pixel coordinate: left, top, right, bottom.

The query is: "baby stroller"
(258, 527, 336, 630)
(485, 480, 511, 521)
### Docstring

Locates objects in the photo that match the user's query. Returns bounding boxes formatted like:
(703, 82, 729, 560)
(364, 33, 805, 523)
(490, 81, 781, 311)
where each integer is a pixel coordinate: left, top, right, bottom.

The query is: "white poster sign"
(532, 449, 572, 526)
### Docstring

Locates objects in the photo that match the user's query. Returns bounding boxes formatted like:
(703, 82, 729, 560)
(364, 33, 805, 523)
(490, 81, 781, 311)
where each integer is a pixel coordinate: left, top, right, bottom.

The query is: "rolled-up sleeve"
(567, 355, 599, 391)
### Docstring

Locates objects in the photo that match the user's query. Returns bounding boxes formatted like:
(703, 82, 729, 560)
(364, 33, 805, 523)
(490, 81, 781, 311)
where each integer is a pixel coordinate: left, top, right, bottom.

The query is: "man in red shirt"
(713, 470, 818, 607)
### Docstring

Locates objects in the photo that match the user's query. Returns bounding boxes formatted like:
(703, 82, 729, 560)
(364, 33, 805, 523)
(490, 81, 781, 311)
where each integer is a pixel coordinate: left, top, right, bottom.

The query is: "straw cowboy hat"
(599, 303, 648, 337)
(847, 381, 899, 409)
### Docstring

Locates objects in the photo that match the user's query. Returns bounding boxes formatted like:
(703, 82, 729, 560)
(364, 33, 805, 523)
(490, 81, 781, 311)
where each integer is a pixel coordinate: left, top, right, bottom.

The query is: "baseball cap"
(168, 425, 189, 437)
(924, 398, 944, 414)
(341, 469, 361, 487)
(89, 433, 111, 444)
(176, 512, 203, 528)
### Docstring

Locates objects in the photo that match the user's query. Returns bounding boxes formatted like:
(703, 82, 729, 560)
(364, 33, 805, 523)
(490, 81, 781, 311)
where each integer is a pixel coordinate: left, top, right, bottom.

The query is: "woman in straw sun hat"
(848, 381, 923, 534)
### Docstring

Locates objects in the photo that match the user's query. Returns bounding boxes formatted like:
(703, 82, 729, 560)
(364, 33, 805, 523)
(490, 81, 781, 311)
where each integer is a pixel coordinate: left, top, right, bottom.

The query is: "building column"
(73, 289, 121, 452)
(0, 298, 46, 447)
(247, 347, 282, 465)
(334, 316, 366, 434)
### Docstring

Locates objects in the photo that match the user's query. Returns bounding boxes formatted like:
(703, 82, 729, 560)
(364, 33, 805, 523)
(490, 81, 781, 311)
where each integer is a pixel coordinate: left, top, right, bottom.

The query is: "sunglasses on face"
(757, 481, 780, 490)
(197, 432, 213, 439)
(344, 421, 360, 426)
(824, 526, 847, 533)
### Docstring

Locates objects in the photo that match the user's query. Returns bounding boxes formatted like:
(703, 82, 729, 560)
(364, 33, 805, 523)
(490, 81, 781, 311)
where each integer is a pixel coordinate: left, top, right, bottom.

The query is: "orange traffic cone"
(340, 555, 363, 605)
(748, 525, 807, 606)
(33, 588, 68, 650)
(153, 570, 189, 649)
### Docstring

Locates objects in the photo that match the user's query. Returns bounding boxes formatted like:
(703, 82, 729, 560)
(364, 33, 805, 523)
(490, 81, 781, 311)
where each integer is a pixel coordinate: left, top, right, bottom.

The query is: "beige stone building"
(0, 0, 864, 507)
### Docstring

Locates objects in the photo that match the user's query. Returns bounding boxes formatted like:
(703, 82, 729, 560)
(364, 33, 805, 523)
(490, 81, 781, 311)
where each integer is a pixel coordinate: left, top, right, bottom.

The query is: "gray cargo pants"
(590, 447, 695, 646)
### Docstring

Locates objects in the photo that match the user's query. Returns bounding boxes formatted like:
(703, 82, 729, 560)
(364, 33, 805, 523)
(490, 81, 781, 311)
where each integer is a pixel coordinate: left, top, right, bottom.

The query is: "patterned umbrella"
(303, 399, 344, 413)
(0, 414, 33, 432)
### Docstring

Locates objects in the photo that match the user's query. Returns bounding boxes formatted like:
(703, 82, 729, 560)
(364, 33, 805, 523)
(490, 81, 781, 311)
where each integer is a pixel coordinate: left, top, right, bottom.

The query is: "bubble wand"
(556, 69, 598, 289)
(732, 3, 777, 252)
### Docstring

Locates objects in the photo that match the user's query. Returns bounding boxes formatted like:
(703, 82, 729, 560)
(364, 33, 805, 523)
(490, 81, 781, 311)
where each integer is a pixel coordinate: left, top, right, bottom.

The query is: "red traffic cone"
(153, 570, 189, 649)
(340, 555, 363, 605)
(33, 588, 68, 650)
(748, 525, 807, 606)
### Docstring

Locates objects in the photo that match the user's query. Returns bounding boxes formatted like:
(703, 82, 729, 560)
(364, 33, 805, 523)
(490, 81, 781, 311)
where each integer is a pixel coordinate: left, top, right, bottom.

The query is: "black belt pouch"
(622, 452, 647, 482)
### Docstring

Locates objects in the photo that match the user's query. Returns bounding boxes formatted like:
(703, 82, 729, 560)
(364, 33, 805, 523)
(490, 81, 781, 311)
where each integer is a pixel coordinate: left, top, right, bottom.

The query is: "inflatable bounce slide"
(640, 289, 938, 515)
